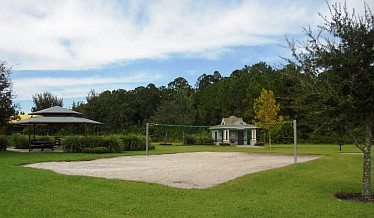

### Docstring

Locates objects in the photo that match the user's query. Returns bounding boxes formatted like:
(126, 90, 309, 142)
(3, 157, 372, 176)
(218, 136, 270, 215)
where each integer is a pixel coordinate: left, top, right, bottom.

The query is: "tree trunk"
(362, 149, 371, 196)
(362, 120, 372, 196)
(346, 118, 372, 196)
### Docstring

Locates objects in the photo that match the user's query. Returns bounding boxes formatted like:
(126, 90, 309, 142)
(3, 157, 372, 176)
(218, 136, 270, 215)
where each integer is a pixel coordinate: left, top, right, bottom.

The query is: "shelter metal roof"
(12, 106, 101, 125)
(13, 116, 102, 125)
(29, 106, 82, 116)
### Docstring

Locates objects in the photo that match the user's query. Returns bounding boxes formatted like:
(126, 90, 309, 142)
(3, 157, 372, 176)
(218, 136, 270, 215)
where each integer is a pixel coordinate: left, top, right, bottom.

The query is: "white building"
(209, 116, 257, 146)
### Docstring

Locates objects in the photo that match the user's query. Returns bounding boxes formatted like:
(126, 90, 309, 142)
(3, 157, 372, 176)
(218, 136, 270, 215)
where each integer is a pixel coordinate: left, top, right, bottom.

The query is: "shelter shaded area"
(12, 106, 102, 152)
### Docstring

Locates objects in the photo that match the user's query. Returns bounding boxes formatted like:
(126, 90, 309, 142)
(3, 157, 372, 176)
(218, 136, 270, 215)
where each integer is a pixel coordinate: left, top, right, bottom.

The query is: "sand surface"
(24, 152, 320, 189)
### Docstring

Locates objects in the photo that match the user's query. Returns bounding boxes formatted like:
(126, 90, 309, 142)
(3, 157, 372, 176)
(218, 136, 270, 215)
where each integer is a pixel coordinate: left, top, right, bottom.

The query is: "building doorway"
(237, 131, 244, 145)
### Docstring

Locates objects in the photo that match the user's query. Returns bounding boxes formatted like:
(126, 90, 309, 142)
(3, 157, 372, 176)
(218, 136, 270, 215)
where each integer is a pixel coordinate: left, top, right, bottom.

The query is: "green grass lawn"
(1, 144, 373, 217)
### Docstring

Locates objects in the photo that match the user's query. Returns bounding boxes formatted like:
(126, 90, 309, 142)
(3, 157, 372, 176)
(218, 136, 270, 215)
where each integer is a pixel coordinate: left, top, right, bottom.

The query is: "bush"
(82, 147, 110, 154)
(307, 132, 349, 144)
(62, 134, 155, 153)
(219, 143, 230, 146)
(62, 135, 122, 153)
(105, 135, 123, 152)
(9, 134, 29, 149)
(184, 135, 195, 145)
(36, 136, 54, 142)
(62, 136, 82, 153)
(94, 147, 111, 153)
(121, 134, 154, 151)
(184, 134, 214, 145)
(0, 135, 8, 150)
(82, 147, 94, 153)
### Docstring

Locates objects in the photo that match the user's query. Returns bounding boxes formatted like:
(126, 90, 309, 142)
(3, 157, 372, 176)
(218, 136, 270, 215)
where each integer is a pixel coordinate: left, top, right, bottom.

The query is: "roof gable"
(221, 116, 244, 125)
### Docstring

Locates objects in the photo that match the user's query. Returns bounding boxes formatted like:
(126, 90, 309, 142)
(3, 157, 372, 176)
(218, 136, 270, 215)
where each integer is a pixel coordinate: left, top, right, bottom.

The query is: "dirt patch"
(335, 193, 374, 203)
(24, 152, 320, 189)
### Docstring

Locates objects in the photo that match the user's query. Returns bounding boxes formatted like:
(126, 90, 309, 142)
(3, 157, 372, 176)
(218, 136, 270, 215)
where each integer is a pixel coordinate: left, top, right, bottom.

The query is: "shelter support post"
(293, 119, 297, 164)
(146, 123, 149, 156)
(28, 123, 31, 152)
(33, 124, 36, 141)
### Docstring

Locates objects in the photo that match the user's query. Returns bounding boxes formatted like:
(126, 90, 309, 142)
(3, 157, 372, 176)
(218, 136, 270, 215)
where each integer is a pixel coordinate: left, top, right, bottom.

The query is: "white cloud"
(12, 72, 163, 100)
(1, 0, 370, 70)
(0, 0, 338, 70)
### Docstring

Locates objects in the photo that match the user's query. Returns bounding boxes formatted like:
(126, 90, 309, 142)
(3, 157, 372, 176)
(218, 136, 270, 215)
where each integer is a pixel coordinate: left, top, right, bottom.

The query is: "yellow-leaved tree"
(253, 88, 283, 150)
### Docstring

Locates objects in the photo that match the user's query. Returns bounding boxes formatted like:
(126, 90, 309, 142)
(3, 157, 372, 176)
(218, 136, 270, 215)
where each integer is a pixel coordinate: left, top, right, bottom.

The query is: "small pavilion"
(13, 106, 102, 151)
(209, 116, 257, 146)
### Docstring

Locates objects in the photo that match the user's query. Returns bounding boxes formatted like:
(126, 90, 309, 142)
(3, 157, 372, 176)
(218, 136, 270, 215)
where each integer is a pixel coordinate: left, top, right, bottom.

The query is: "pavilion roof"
(13, 116, 102, 125)
(13, 106, 102, 125)
(29, 106, 82, 116)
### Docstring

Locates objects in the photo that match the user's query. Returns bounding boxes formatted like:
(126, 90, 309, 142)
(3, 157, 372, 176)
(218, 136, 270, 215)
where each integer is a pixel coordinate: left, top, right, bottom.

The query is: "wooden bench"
(30, 140, 54, 151)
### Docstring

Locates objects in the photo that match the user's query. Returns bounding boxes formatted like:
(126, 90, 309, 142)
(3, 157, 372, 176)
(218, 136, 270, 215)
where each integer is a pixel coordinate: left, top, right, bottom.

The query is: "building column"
(244, 131, 248, 145)
(250, 129, 257, 146)
(221, 130, 224, 143)
(223, 130, 230, 144)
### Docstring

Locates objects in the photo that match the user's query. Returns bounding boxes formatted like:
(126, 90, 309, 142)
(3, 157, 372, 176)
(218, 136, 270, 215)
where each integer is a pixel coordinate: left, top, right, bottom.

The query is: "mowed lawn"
(1, 144, 373, 217)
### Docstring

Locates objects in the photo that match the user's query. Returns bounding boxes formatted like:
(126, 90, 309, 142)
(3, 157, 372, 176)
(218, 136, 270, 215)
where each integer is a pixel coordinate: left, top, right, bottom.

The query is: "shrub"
(219, 143, 230, 146)
(62, 135, 122, 153)
(82, 147, 110, 154)
(307, 132, 349, 144)
(63, 134, 155, 153)
(104, 135, 122, 152)
(62, 136, 82, 153)
(36, 136, 54, 142)
(82, 148, 94, 153)
(184, 135, 195, 145)
(197, 136, 214, 145)
(93, 147, 110, 153)
(184, 134, 214, 145)
(0, 135, 8, 150)
(121, 134, 153, 151)
(9, 134, 29, 149)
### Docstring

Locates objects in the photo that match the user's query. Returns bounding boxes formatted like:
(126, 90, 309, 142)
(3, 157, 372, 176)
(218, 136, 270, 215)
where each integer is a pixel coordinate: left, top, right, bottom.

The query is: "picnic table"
(30, 140, 54, 151)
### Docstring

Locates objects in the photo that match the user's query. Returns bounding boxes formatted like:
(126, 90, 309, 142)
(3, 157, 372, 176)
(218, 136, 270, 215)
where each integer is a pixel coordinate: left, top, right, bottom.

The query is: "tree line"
(69, 62, 299, 134)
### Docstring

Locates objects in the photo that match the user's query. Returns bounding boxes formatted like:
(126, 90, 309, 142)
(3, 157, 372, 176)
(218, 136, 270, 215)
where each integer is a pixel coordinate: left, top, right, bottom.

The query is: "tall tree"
(153, 77, 195, 125)
(253, 88, 283, 149)
(31, 91, 63, 112)
(0, 61, 18, 133)
(287, 2, 374, 196)
(194, 71, 222, 125)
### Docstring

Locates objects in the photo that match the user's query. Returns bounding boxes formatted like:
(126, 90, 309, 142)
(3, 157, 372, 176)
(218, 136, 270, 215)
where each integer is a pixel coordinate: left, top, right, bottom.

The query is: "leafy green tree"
(130, 84, 162, 125)
(194, 71, 222, 125)
(31, 91, 63, 112)
(195, 71, 222, 91)
(77, 89, 130, 132)
(287, 2, 374, 196)
(152, 77, 195, 125)
(0, 61, 18, 133)
(245, 62, 275, 119)
(253, 88, 283, 149)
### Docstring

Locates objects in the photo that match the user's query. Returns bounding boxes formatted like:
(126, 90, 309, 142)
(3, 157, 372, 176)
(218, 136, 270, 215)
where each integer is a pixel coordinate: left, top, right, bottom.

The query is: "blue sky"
(0, 0, 370, 113)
